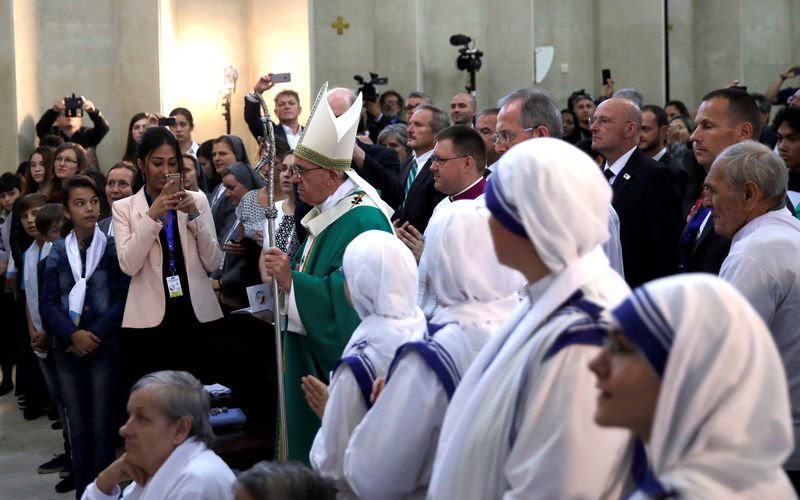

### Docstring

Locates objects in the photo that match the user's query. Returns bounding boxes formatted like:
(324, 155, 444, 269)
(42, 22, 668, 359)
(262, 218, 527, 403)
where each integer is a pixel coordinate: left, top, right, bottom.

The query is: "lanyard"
(145, 188, 177, 276)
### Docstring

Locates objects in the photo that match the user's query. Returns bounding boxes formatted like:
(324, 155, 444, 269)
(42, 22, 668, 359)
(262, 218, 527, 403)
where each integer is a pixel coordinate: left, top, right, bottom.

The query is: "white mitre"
(295, 81, 395, 220)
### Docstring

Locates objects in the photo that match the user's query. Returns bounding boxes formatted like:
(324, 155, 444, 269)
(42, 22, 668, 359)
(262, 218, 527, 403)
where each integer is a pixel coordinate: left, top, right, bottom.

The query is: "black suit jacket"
(678, 213, 731, 275)
(392, 156, 445, 233)
(357, 141, 403, 210)
(610, 149, 687, 288)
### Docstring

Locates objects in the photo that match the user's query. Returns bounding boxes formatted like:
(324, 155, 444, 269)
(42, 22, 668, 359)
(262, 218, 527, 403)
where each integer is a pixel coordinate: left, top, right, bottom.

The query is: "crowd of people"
(1, 63, 800, 498)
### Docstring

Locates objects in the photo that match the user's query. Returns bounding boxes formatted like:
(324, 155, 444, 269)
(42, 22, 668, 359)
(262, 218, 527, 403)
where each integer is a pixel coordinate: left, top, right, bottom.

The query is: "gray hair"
(408, 91, 433, 105)
(234, 461, 336, 499)
(377, 123, 409, 147)
(716, 140, 788, 207)
(613, 88, 644, 108)
(498, 88, 563, 139)
(476, 107, 500, 120)
(416, 104, 450, 132)
(132, 370, 214, 447)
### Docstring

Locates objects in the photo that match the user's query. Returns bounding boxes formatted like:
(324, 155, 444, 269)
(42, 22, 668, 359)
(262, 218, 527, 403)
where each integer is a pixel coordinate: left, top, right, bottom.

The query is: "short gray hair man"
(498, 88, 563, 139)
(714, 140, 788, 211)
(132, 370, 215, 446)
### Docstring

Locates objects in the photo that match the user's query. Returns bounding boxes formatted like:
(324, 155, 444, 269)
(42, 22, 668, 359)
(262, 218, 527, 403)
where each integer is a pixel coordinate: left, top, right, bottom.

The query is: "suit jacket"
(244, 95, 301, 143)
(392, 156, 445, 234)
(112, 189, 223, 328)
(357, 141, 403, 209)
(610, 148, 687, 288)
(679, 213, 731, 274)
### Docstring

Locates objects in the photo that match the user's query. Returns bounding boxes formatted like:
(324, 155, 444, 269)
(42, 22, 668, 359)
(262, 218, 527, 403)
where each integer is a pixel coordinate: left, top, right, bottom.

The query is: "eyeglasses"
(492, 128, 534, 144)
(589, 116, 632, 127)
(432, 155, 469, 166)
(55, 156, 77, 165)
(290, 164, 324, 178)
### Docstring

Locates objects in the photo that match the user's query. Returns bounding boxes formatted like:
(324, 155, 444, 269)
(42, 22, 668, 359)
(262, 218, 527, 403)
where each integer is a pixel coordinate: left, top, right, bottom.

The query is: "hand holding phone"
(165, 173, 182, 195)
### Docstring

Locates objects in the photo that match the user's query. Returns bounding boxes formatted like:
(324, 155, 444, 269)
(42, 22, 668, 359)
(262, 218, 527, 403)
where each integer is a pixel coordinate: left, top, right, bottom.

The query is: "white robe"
(309, 315, 423, 498)
(81, 438, 235, 500)
(343, 298, 518, 499)
(718, 209, 800, 470)
(429, 250, 634, 499)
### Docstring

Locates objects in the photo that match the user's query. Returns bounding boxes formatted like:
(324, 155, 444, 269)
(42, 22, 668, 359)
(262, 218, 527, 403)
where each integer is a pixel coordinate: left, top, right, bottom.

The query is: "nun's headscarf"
(421, 200, 524, 307)
(611, 274, 794, 497)
(224, 161, 265, 191)
(485, 138, 611, 274)
(342, 230, 422, 321)
(227, 134, 250, 166)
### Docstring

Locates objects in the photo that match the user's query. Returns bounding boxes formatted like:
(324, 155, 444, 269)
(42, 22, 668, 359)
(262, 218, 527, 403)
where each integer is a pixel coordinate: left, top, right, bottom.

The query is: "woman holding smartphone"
(112, 127, 222, 393)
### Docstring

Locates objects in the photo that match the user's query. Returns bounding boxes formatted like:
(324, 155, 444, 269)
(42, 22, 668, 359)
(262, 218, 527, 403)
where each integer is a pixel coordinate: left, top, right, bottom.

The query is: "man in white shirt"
(82, 371, 235, 500)
(708, 140, 800, 476)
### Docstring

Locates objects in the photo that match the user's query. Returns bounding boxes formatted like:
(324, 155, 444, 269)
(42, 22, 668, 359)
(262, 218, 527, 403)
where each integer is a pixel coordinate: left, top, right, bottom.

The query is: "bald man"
(450, 93, 477, 126)
(591, 97, 686, 288)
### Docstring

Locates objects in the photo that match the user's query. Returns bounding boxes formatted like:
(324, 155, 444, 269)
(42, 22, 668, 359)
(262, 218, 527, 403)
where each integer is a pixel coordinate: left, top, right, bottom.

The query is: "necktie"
(603, 167, 615, 183)
(405, 158, 418, 194)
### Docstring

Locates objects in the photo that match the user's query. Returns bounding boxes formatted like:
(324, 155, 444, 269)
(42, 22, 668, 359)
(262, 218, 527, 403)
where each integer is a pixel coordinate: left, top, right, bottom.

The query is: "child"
(0, 173, 22, 395)
(22, 201, 74, 491)
(40, 175, 130, 497)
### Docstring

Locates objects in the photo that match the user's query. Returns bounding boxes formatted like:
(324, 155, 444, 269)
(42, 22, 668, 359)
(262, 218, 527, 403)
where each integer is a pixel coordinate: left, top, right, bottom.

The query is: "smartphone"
(165, 173, 181, 194)
(64, 94, 83, 118)
(731, 85, 748, 92)
(271, 72, 291, 83)
(794, 66, 800, 76)
(159, 116, 177, 127)
(602, 68, 611, 85)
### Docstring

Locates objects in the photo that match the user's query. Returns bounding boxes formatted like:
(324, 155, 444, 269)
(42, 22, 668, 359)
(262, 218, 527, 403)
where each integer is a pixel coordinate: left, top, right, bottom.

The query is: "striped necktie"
(405, 157, 418, 194)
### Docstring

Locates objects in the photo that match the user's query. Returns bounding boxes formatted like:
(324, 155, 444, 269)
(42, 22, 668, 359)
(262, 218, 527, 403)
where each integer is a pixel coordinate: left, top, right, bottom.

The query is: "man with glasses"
(405, 91, 433, 123)
(263, 83, 395, 464)
(366, 90, 404, 143)
(493, 88, 624, 276)
(591, 97, 686, 287)
(35, 94, 109, 149)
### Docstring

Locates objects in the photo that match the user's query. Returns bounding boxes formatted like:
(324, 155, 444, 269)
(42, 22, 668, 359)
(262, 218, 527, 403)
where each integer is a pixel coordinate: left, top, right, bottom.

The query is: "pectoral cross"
(331, 16, 349, 35)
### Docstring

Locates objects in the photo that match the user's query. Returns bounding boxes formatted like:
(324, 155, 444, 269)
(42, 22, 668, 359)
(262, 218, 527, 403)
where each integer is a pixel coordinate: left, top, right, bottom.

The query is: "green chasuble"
(282, 191, 392, 463)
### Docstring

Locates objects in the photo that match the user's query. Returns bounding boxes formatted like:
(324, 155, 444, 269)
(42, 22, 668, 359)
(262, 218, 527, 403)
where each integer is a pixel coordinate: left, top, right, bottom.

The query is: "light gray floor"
(0, 387, 69, 499)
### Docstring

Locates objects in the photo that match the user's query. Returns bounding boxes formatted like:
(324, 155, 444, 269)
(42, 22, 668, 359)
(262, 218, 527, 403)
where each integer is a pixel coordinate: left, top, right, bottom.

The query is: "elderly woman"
(589, 274, 796, 498)
(345, 201, 525, 499)
(308, 230, 426, 497)
(376, 123, 410, 164)
(82, 370, 235, 499)
(429, 139, 633, 499)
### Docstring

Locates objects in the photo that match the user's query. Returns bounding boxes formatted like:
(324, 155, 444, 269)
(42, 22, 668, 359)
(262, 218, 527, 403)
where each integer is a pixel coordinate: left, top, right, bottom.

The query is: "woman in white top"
(589, 274, 797, 499)
(310, 230, 426, 498)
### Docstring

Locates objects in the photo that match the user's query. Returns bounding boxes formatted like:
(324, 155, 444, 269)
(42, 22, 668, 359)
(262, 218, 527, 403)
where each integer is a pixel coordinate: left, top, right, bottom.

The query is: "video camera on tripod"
(450, 34, 483, 94)
(354, 73, 388, 103)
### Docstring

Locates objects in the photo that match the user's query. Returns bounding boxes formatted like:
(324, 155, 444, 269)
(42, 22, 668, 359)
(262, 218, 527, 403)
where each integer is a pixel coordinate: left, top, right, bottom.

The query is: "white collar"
(653, 147, 667, 161)
(605, 145, 638, 176)
(414, 148, 434, 167)
(319, 178, 357, 213)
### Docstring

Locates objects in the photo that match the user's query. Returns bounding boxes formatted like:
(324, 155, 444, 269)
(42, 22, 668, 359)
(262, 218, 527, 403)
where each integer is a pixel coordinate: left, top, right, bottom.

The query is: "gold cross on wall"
(331, 16, 349, 35)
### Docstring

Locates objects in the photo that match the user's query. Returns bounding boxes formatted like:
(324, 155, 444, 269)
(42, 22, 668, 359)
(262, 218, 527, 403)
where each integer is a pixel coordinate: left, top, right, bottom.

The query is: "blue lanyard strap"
(145, 188, 177, 276)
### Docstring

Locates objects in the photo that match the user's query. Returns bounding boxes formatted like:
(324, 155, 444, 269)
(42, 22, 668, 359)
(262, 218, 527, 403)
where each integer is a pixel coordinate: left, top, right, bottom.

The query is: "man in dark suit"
(392, 104, 450, 234)
(679, 88, 762, 274)
(244, 74, 303, 147)
(592, 97, 687, 288)
(640, 104, 685, 170)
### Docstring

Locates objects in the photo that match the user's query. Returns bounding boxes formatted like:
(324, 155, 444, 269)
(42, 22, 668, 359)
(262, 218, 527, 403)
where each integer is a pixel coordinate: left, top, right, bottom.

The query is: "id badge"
(166, 275, 183, 298)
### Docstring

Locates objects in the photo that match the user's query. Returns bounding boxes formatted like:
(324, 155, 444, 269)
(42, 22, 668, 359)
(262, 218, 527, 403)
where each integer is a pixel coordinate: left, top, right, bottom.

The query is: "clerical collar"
(450, 176, 487, 202)
(319, 177, 357, 213)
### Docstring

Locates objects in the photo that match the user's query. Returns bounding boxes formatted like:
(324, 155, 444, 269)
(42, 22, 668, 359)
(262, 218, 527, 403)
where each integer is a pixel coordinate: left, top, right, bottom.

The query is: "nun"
(209, 161, 265, 297)
(308, 230, 426, 498)
(344, 200, 525, 499)
(589, 274, 797, 499)
(428, 138, 633, 499)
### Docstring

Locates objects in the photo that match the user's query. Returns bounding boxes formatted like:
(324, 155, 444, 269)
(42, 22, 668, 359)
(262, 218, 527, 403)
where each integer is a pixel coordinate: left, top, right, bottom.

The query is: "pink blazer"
(112, 189, 223, 328)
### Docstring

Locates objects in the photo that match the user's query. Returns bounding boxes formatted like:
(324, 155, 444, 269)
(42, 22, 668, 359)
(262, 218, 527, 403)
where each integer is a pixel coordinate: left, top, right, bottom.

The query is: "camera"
(354, 73, 388, 103)
(450, 35, 483, 93)
(158, 116, 177, 127)
(64, 93, 83, 118)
